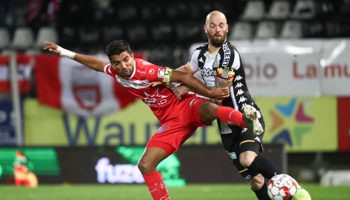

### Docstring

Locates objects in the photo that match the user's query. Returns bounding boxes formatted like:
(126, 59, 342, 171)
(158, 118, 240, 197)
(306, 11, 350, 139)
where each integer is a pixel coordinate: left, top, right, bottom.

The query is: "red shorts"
(146, 95, 211, 156)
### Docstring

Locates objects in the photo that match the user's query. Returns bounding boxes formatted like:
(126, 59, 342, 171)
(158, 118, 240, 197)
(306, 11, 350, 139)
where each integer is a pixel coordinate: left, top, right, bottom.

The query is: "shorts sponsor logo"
(244, 175, 252, 181)
(227, 151, 237, 160)
(157, 126, 170, 134)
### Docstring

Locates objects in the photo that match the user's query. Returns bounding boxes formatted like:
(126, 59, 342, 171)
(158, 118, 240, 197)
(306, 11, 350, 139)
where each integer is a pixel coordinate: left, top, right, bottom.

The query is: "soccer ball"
(267, 174, 299, 200)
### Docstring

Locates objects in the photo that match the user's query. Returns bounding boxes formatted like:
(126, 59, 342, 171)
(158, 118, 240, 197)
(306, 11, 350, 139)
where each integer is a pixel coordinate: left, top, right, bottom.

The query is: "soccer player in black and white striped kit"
(175, 11, 279, 200)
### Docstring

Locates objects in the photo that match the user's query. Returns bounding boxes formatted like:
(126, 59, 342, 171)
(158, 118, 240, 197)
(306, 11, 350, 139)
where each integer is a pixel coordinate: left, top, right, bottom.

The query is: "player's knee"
(137, 160, 154, 175)
(249, 174, 265, 190)
(239, 152, 257, 168)
(198, 100, 218, 122)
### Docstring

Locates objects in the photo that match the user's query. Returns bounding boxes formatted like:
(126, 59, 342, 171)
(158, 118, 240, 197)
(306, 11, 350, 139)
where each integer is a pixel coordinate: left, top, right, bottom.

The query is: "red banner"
(338, 97, 350, 152)
(0, 54, 32, 93)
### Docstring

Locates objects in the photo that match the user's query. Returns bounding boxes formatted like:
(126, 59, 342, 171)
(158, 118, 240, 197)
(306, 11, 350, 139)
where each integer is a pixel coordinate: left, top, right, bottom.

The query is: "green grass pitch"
(1, 184, 349, 200)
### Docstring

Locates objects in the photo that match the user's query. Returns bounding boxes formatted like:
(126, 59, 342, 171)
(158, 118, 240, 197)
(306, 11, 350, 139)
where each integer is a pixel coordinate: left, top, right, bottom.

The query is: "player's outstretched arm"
(170, 70, 229, 99)
(43, 41, 107, 72)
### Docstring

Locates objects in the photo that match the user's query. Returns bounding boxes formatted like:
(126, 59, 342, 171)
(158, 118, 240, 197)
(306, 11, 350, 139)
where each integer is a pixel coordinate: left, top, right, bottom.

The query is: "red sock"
(217, 106, 247, 128)
(143, 170, 170, 200)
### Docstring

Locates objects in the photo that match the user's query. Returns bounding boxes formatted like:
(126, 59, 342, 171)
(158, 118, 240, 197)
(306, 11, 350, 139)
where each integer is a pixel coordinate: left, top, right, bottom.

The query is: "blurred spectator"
(0, 0, 18, 31)
(25, 0, 61, 32)
(14, 150, 38, 188)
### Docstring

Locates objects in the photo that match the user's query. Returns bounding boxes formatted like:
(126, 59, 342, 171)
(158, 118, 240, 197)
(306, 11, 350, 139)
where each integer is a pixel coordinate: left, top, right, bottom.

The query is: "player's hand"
(213, 98, 223, 105)
(210, 87, 229, 99)
(173, 85, 190, 101)
(42, 41, 60, 55)
(149, 81, 163, 87)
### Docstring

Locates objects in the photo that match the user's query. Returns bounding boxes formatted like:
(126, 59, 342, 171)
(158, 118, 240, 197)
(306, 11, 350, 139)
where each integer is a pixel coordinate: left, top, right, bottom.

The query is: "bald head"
(205, 10, 227, 28)
(204, 10, 228, 47)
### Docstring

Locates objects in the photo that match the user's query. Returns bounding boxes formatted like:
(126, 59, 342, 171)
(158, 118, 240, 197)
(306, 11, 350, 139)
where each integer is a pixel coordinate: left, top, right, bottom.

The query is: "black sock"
(253, 182, 270, 200)
(248, 155, 280, 179)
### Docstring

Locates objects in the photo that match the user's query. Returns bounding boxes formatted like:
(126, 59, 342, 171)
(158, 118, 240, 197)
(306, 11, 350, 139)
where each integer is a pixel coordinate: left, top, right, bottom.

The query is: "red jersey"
(104, 58, 181, 123)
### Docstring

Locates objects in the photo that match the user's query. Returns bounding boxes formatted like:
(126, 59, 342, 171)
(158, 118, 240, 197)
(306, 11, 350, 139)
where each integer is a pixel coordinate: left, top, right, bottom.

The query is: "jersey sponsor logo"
(143, 89, 168, 106)
(148, 69, 155, 74)
(116, 76, 149, 89)
(201, 67, 215, 78)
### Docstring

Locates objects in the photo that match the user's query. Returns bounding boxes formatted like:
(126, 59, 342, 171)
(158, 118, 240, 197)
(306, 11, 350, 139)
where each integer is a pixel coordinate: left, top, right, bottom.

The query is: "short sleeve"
(231, 50, 241, 70)
(188, 49, 200, 72)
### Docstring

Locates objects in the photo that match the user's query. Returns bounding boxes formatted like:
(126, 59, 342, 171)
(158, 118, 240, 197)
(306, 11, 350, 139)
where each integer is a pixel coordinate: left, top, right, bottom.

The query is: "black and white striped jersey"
(187, 41, 261, 118)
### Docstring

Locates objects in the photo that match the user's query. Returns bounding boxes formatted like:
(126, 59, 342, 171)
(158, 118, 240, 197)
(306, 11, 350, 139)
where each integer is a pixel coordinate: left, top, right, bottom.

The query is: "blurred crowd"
(0, 0, 350, 67)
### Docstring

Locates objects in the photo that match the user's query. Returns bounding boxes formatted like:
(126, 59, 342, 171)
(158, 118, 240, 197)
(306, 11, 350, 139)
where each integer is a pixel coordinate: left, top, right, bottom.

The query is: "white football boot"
(243, 105, 263, 136)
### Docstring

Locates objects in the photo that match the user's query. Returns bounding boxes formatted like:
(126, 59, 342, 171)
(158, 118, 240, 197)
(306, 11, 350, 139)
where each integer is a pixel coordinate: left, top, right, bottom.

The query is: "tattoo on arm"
(215, 77, 231, 88)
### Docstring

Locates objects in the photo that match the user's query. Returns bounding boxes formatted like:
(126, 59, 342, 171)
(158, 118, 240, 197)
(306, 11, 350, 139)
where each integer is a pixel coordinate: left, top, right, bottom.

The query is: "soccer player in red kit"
(43, 40, 261, 200)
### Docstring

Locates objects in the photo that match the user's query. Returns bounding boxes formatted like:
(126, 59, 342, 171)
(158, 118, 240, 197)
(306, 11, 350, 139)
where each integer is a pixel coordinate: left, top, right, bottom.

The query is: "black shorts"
(218, 116, 265, 181)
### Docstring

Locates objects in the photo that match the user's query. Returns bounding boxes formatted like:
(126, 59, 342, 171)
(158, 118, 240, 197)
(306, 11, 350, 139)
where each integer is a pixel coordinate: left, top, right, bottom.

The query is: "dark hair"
(105, 40, 132, 57)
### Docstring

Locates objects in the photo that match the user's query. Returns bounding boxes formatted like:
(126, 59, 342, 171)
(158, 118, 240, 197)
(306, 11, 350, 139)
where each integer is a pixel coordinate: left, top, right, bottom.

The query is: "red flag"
(0, 54, 32, 93)
(35, 54, 139, 117)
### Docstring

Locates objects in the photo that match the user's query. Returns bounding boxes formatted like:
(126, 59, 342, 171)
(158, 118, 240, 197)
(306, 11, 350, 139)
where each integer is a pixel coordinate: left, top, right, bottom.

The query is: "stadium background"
(0, 0, 350, 193)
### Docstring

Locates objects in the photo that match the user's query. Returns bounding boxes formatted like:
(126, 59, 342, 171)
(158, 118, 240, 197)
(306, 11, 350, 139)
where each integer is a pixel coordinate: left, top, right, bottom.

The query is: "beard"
(208, 34, 226, 47)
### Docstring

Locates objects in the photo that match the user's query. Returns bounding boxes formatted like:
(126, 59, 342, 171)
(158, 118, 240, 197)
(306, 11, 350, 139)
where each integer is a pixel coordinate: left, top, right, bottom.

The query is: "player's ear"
(204, 25, 208, 34)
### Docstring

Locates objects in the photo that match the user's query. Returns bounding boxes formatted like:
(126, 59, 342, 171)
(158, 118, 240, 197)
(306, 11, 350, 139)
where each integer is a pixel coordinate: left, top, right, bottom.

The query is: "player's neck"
(208, 44, 221, 54)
